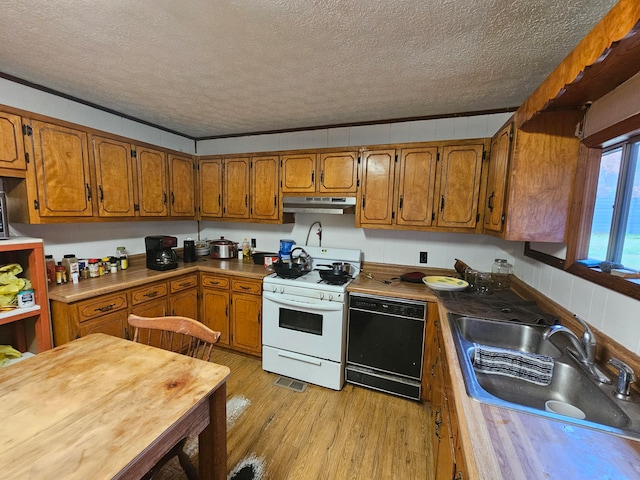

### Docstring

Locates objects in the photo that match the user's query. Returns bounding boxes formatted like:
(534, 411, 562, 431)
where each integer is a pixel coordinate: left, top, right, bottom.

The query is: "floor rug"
(154, 395, 265, 480)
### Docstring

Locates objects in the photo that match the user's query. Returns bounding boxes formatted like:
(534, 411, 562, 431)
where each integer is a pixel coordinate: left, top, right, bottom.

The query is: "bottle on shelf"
(250, 238, 256, 255)
(116, 246, 128, 270)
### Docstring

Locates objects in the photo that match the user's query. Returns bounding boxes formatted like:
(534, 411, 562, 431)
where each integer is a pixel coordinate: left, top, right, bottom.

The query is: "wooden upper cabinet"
(483, 123, 512, 233)
(168, 154, 195, 217)
(318, 151, 358, 193)
(198, 157, 223, 218)
(0, 111, 26, 171)
(223, 156, 250, 219)
(251, 155, 279, 220)
(92, 135, 136, 217)
(435, 144, 484, 229)
(281, 151, 358, 194)
(487, 112, 581, 242)
(136, 146, 168, 217)
(395, 147, 438, 227)
(356, 150, 396, 226)
(29, 120, 93, 217)
(281, 153, 316, 193)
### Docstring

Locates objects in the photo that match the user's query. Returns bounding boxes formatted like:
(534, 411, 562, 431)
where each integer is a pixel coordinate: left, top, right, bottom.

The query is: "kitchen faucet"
(543, 315, 612, 384)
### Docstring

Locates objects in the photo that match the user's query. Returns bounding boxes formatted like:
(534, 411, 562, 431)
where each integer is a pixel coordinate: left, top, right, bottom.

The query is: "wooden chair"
(127, 314, 222, 480)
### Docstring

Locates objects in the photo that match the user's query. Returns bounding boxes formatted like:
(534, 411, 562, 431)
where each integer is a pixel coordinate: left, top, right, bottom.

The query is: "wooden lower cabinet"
(168, 274, 198, 318)
(428, 317, 467, 480)
(230, 293, 261, 353)
(50, 272, 263, 357)
(200, 273, 231, 346)
(78, 310, 129, 338)
(230, 277, 262, 355)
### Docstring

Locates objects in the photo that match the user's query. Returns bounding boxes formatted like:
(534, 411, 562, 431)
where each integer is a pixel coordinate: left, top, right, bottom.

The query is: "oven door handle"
(277, 350, 322, 366)
(263, 292, 344, 311)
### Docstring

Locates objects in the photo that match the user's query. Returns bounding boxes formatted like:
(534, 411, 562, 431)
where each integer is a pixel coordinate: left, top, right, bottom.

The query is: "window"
(587, 137, 640, 271)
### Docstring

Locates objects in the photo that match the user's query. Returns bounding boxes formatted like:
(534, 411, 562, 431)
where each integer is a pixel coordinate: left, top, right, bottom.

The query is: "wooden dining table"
(0, 333, 231, 479)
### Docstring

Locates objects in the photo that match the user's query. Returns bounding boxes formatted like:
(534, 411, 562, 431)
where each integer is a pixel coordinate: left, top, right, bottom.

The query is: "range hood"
(283, 196, 356, 214)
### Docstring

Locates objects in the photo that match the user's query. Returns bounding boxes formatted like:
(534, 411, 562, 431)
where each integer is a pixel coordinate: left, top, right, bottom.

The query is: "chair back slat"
(127, 314, 221, 362)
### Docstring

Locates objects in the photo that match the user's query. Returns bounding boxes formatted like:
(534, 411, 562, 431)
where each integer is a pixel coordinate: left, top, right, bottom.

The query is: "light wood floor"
(206, 348, 434, 480)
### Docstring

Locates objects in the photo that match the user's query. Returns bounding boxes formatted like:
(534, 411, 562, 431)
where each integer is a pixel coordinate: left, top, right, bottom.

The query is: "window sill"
(524, 243, 640, 301)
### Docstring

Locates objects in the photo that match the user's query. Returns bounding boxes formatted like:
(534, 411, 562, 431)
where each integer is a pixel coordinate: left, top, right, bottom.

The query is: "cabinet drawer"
(201, 273, 229, 289)
(170, 274, 198, 293)
(231, 278, 262, 295)
(131, 282, 168, 305)
(77, 292, 128, 322)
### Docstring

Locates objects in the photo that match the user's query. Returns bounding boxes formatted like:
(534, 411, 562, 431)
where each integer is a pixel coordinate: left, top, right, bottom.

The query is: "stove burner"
(319, 277, 350, 286)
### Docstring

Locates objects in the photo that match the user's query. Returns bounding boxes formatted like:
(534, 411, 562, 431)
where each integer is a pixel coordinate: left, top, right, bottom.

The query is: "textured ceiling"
(0, 0, 618, 139)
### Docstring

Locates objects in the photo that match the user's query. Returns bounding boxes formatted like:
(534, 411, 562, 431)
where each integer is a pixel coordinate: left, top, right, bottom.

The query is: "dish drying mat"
(472, 344, 554, 386)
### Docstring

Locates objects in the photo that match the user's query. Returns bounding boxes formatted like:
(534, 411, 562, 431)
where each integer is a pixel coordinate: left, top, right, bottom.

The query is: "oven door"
(262, 291, 346, 362)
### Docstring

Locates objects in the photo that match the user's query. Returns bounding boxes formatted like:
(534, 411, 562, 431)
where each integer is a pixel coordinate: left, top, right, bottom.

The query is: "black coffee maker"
(145, 235, 178, 271)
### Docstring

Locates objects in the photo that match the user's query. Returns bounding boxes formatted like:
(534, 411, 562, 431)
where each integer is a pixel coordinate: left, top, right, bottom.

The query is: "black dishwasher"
(346, 293, 426, 401)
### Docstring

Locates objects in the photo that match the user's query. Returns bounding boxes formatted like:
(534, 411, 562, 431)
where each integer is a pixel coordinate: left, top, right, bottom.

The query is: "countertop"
(46, 258, 640, 478)
(348, 263, 640, 479)
(47, 255, 271, 303)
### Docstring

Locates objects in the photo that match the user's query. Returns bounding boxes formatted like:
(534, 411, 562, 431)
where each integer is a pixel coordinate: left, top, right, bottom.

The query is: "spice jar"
(88, 258, 100, 278)
(45, 255, 56, 284)
(55, 264, 67, 284)
(116, 246, 128, 270)
(109, 256, 118, 273)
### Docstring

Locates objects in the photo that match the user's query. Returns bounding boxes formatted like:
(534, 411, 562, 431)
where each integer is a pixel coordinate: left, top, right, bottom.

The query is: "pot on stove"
(318, 261, 352, 275)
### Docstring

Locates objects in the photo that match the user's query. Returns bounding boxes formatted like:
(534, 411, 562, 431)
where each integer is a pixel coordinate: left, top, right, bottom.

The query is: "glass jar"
(45, 255, 56, 284)
(109, 256, 118, 273)
(88, 258, 100, 278)
(55, 264, 67, 284)
(116, 246, 128, 270)
(491, 258, 512, 290)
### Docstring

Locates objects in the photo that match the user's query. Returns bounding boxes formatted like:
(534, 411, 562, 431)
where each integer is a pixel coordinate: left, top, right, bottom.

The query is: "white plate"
(422, 276, 469, 291)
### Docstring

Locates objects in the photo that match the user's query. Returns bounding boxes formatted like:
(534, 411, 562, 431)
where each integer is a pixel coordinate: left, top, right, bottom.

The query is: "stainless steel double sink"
(448, 313, 640, 440)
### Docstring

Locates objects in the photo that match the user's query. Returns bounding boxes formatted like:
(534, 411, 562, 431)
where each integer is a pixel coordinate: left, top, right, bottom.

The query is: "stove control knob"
(319, 292, 325, 300)
(328, 293, 334, 301)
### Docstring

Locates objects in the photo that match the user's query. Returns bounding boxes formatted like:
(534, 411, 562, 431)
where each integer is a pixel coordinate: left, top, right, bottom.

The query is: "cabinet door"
(231, 292, 261, 355)
(281, 153, 316, 193)
(30, 120, 93, 217)
(136, 146, 168, 216)
(169, 288, 198, 319)
(199, 157, 223, 218)
(201, 288, 230, 346)
(357, 150, 396, 226)
(0, 111, 26, 171)
(251, 155, 279, 220)
(396, 147, 438, 227)
(223, 157, 250, 218)
(169, 154, 195, 217)
(436, 144, 484, 229)
(318, 151, 358, 193)
(484, 123, 512, 233)
(93, 135, 136, 217)
(78, 310, 128, 340)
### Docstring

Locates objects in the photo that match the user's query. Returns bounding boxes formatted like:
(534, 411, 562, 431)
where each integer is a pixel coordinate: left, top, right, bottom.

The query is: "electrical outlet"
(419, 251, 428, 264)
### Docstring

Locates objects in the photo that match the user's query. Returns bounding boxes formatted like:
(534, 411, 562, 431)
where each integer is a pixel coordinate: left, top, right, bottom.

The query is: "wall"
(2, 78, 638, 357)
(0, 77, 195, 154)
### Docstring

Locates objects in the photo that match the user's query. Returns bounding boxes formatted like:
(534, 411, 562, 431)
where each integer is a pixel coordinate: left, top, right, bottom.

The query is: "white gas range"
(261, 246, 362, 390)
